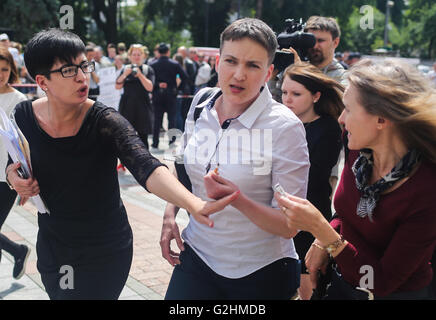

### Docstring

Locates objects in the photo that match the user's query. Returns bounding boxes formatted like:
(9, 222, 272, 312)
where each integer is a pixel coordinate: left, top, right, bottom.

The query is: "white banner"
(96, 66, 122, 111)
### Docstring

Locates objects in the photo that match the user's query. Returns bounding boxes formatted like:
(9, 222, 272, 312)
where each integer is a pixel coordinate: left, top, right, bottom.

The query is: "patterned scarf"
(352, 149, 420, 222)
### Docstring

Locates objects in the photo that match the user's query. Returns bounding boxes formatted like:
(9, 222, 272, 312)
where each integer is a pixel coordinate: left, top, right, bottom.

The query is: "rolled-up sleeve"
(271, 115, 310, 207)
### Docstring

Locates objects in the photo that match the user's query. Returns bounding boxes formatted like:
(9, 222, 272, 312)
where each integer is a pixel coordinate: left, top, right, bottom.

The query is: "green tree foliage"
(0, 0, 59, 43)
(1, 0, 435, 59)
(404, 0, 436, 58)
(143, 0, 231, 48)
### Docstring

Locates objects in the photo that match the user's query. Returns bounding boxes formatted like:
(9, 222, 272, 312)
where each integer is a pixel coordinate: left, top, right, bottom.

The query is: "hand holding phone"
(273, 183, 286, 197)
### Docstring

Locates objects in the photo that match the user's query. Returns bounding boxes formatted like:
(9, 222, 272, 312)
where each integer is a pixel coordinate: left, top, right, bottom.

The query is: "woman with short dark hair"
(5, 28, 238, 300)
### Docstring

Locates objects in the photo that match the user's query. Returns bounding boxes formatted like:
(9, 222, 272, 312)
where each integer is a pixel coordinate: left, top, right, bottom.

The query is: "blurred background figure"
(194, 52, 211, 92)
(207, 55, 218, 87)
(345, 52, 361, 67)
(116, 44, 155, 149)
(107, 43, 117, 64)
(0, 47, 30, 280)
(85, 45, 100, 101)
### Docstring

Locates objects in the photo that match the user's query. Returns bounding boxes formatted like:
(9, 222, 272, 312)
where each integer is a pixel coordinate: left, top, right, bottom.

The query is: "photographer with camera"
(304, 16, 347, 85)
(270, 17, 347, 101)
(116, 44, 155, 149)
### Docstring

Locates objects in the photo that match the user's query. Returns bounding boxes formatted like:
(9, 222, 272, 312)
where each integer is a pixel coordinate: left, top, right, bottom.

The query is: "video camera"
(273, 19, 316, 73)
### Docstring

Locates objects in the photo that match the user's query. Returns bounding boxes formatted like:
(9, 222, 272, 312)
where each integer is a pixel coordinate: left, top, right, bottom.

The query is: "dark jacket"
(150, 56, 188, 95)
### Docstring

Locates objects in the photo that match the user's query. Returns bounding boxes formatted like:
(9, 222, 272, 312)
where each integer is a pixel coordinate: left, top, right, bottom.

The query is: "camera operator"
(304, 16, 347, 86)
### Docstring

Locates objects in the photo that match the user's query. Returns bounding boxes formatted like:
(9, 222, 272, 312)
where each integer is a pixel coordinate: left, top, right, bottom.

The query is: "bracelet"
(311, 242, 325, 251)
(325, 235, 345, 256)
(5, 168, 14, 190)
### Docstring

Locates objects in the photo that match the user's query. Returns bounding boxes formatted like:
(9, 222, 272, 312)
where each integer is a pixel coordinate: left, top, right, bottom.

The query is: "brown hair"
(220, 18, 277, 65)
(283, 62, 344, 119)
(348, 58, 436, 163)
(0, 47, 19, 84)
(304, 16, 341, 40)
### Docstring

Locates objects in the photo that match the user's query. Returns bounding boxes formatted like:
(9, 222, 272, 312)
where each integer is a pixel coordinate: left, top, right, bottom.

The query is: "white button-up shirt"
(179, 85, 309, 278)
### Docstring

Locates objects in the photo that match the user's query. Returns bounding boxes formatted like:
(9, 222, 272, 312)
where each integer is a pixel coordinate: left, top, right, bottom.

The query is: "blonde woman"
(277, 59, 436, 299)
(116, 44, 154, 149)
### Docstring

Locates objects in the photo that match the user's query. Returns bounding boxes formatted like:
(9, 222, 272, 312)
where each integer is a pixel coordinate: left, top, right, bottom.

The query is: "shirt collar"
(206, 85, 272, 129)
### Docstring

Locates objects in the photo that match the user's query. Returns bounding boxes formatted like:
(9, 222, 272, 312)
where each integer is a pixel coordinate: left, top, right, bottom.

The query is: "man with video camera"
(304, 16, 347, 85)
(268, 16, 347, 102)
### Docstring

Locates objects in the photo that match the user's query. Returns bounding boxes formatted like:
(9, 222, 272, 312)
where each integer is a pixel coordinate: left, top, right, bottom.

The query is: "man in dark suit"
(150, 43, 188, 149)
(177, 46, 197, 131)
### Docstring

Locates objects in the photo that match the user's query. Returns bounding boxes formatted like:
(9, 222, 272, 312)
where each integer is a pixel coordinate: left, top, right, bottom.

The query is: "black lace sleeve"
(98, 107, 167, 192)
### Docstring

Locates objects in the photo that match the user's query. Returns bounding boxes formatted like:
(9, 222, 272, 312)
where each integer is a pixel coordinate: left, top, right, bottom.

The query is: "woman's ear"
(313, 91, 321, 103)
(377, 117, 391, 130)
(265, 64, 274, 83)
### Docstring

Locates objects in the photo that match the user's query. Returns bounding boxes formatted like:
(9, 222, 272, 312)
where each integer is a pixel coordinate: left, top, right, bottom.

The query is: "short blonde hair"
(128, 44, 146, 56)
(348, 58, 436, 163)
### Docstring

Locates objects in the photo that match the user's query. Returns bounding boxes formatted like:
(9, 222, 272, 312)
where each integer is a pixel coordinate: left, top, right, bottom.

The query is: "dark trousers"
(0, 182, 21, 258)
(181, 97, 193, 132)
(40, 245, 133, 300)
(152, 93, 177, 147)
(165, 243, 300, 300)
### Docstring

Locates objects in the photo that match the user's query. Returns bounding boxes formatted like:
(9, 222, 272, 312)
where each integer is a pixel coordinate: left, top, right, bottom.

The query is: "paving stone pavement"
(0, 133, 189, 300)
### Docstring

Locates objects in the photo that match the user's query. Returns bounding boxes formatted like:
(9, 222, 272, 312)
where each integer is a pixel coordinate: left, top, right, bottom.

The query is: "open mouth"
(230, 84, 244, 93)
(78, 85, 88, 94)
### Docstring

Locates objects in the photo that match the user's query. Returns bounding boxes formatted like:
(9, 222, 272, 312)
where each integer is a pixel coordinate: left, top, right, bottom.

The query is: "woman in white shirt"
(161, 18, 310, 299)
(0, 47, 30, 279)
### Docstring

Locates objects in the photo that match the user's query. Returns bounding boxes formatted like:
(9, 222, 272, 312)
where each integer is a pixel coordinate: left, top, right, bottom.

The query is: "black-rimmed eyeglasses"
(46, 61, 95, 78)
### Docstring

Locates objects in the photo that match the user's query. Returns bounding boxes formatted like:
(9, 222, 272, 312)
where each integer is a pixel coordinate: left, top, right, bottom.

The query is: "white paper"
(0, 108, 49, 214)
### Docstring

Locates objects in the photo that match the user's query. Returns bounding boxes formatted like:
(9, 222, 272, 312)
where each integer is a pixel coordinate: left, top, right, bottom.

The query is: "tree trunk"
(91, 0, 119, 44)
(255, 0, 263, 19)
